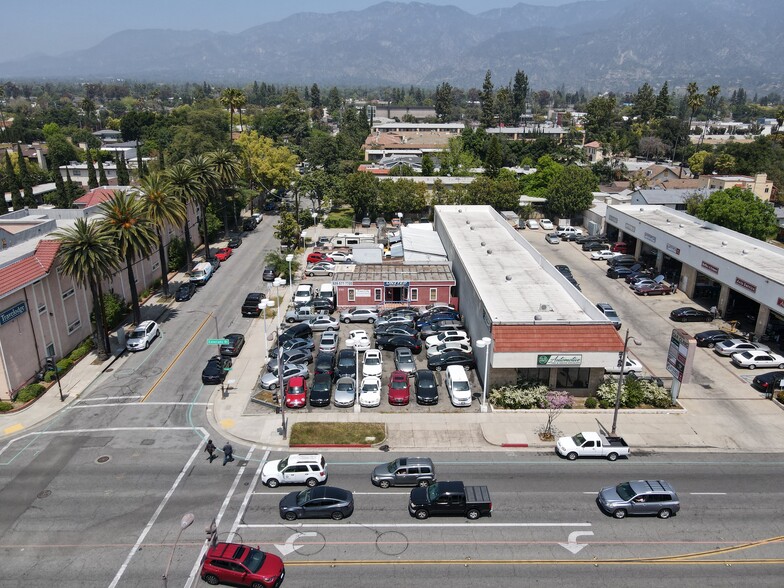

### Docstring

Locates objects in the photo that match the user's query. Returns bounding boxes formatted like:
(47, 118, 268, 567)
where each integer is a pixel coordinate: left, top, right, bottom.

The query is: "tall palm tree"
(220, 88, 239, 143)
(139, 172, 185, 297)
(185, 154, 219, 260)
(53, 218, 120, 360)
(99, 191, 158, 325)
(235, 91, 247, 132)
(166, 162, 201, 272)
(208, 147, 242, 231)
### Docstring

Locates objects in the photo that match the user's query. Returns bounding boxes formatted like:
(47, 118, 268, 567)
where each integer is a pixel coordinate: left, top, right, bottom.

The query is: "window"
(62, 287, 75, 300)
(45, 343, 55, 358)
(151, 260, 160, 271)
(410, 288, 418, 301)
(556, 367, 590, 389)
(38, 303, 47, 314)
(67, 318, 81, 334)
(429, 288, 437, 302)
(517, 367, 550, 385)
(348, 289, 356, 302)
(374, 288, 382, 302)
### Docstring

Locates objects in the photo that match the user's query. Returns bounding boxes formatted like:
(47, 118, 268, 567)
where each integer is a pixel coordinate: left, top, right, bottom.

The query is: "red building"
(333, 264, 456, 309)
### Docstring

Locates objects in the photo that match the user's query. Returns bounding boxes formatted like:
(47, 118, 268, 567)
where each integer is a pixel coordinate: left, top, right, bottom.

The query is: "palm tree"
(99, 191, 158, 325)
(53, 218, 120, 360)
(208, 147, 242, 231)
(235, 91, 247, 132)
(166, 162, 201, 272)
(220, 88, 239, 143)
(706, 85, 721, 119)
(139, 172, 185, 297)
(185, 154, 219, 260)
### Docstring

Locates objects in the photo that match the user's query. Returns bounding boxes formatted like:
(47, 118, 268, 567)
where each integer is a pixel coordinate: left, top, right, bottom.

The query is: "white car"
(605, 355, 643, 375)
(261, 454, 327, 488)
(539, 218, 554, 230)
(525, 219, 540, 229)
(427, 341, 473, 359)
(714, 339, 770, 357)
(340, 307, 379, 324)
(126, 320, 159, 351)
(328, 251, 353, 263)
(359, 376, 382, 407)
(558, 226, 584, 237)
(591, 250, 620, 261)
(362, 349, 383, 377)
(425, 330, 470, 349)
(345, 330, 371, 352)
(319, 331, 340, 353)
(730, 350, 784, 370)
(293, 284, 314, 305)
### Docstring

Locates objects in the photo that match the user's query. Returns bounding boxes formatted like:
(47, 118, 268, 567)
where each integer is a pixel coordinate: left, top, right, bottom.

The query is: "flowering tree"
(541, 391, 573, 440)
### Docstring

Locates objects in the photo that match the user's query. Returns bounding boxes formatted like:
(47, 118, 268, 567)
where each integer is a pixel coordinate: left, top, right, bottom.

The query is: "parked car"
(241, 292, 265, 317)
(591, 250, 620, 261)
(606, 355, 643, 375)
(219, 333, 245, 357)
(314, 351, 336, 378)
(606, 266, 637, 279)
(425, 330, 470, 349)
(714, 339, 770, 357)
(125, 320, 159, 351)
(285, 376, 308, 409)
(293, 284, 314, 306)
(267, 349, 312, 372)
(333, 377, 356, 407)
(394, 347, 417, 374)
(262, 454, 327, 488)
(359, 376, 382, 407)
(361, 217, 372, 228)
(375, 314, 416, 329)
(328, 251, 353, 263)
(414, 369, 439, 404)
(597, 480, 680, 519)
(556, 431, 630, 461)
(262, 267, 276, 282)
(174, 281, 197, 301)
(380, 307, 419, 318)
(242, 217, 257, 231)
(388, 370, 411, 405)
(279, 486, 354, 521)
(634, 282, 673, 296)
(545, 233, 561, 244)
(419, 303, 457, 315)
(554, 265, 572, 277)
(695, 330, 738, 348)
(670, 307, 714, 322)
(259, 363, 309, 389)
(372, 457, 436, 488)
(345, 329, 371, 351)
(576, 233, 607, 244)
(416, 310, 461, 327)
(207, 258, 221, 273)
(539, 218, 554, 230)
(596, 303, 622, 330)
(408, 481, 492, 520)
(305, 261, 336, 277)
(628, 276, 658, 288)
(427, 341, 472, 359)
(418, 320, 465, 339)
(319, 331, 340, 354)
(583, 241, 610, 251)
(201, 355, 232, 385)
(200, 542, 284, 588)
(336, 350, 357, 380)
(362, 349, 383, 377)
(340, 307, 379, 324)
(427, 350, 475, 371)
(305, 314, 340, 332)
(525, 219, 540, 229)
(374, 324, 418, 339)
(227, 235, 243, 248)
(307, 251, 333, 264)
(376, 334, 423, 354)
(310, 373, 333, 406)
(557, 226, 584, 238)
(279, 323, 313, 345)
(215, 247, 232, 261)
(269, 337, 315, 359)
(311, 297, 335, 314)
(730, 350, 784, 370)
(751, 371, 784, 395)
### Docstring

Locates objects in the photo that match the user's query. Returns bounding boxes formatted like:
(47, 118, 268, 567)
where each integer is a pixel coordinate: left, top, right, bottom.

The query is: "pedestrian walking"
(710, 306, 718, 320)
(222, 442, 234, 466)
(204, 439, 216, 463)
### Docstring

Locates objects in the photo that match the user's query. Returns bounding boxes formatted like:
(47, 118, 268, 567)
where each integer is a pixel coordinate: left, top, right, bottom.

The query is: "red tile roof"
(74, 188, 116, 208)
(0, 240, 61, 298)
(493, 324, 624, 353)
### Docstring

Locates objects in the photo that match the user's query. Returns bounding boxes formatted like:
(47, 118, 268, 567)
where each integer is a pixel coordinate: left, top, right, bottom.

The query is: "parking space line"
(241, 522, 593, 529)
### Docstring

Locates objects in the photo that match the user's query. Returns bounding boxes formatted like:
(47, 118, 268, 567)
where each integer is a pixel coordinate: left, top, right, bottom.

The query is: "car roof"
(137, 320, 156, 329)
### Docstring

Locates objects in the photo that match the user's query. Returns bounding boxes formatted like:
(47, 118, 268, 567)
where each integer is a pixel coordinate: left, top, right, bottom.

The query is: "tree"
(421, 153, 434, 176)
(4, 152, 22, 210)
(85, 148, 98, 189)
(97, 154, 108, 185)
(116, 153, 130, 185)
(274, 211, 302, 250)
(310, 83, 321, 109)
(139, 172, 185, 297)
(686, 82, 704, 134)
(207, 147, 242, 230)
(326, 86, 342, 115)
(520, 155, 564, 198)
(638, 136, 667, 161)
(545, 165, 598, 218)
(434, 82, 453, 122)
(16, 144, 36, 208)
(511, 69, 529, 124)
(706, 85, 721, 119)
(53, 218, 120, 359)
(52, 170, 70, 208)
(166, 161, 201, 271)
(185, 154, 219, 261)
(121, 110, 157, 179)
(584, 96, 618, 142)
(343, 172, 380, 220)
(235, 131, 298, 195)
(714, 153, 736, 174)
(695, 187, 778, 240)
(687, 151, 713, 176)
(484, 136, 503, 178)
(540, 391, 573, 440)
(633, 83, 656, 123)
(220, 88, 241, 142)
(479, 70, 495, 128)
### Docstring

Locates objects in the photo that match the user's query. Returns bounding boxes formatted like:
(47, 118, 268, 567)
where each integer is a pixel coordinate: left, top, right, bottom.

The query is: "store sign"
(537, 354, 582, 366)
(624, 223, 636, 233)
(383, 281, 410, 287)
(666, 243, 681, 256)
(356, 289, 371, 297)
(735, 277, 757, 293)
(608, 214, 618, 223)
(332, 281, 352, 287)
(666, 328, 695, 384)
(644, 232, 657, 243)
(0, 301, 27, 326)
(701, 261, 719, 274)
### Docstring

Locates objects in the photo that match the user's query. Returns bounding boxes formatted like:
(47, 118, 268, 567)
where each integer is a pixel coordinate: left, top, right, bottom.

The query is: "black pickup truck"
(241, 292, 265, 317)
(408, 481, 492, 520)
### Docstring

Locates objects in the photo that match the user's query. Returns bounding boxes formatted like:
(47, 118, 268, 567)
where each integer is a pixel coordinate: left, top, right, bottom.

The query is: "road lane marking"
(251, 491, 410, 496)
(76, 395, 143, 402)
(240, 522, 593, 529)
(2, 423, 23, 436)
(67, 401, 212, 408)
(689, 492, 727, 495)
(227, 449, 270, 543)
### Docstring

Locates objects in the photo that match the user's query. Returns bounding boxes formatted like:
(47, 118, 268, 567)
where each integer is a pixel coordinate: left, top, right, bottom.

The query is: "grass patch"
(290, 422, 386, 445)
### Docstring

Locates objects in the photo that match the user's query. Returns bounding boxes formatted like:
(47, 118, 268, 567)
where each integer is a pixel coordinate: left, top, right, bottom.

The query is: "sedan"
(427, 341, 472, 359)
(307, 251, 333, 264)
(208, 258, 221, 272)
(310, 373, 333, 407)
(540, 218, 554, 231)
(201, 355, 232, 385)
(414, 369, 439, 405)
(394, 347, 417, 375)
(314, 351, 336, 378)
(554, 265, 572, 277)
(311, 297, 335, 314)
(374, 324, 418, 339)
(214, 247, 232, 262)
(714, 339, 770, 357)
(425, 330, 470, 349)
(695, 330, 738, 348)
(380, 307, 419, 318)
(306, 314, 340, 332)
(359, 376, 382, 407)
(582, 241, 610, 252)
(269, 337, 315, 359)
(416, 311, 461, 327)
(634, 282, 673, 296)
(362, 349, 383, 377)
(336, 349, 356, 380)
(126, 320, 159, 352)
(606, 266, 637, 279)
(376, 334, 423, 354)
(174, 282, 196, 301)
(346, 330, 371, 352)
(427, 350, 476, 372)
(670, 307, 714, 323)
(545, 233, 560, 244)
(730, 350, 784, 370)
(628, 277, 657, 288)
(751, 371, 784, 395)
(525, 219, 540, 229)
(419, 303, 457, 315)
(227, 235, 243, 248)
(388, 370, 411, 405)
(591, 250, 620, 261)
(319, 331, 340, 353)
(259, 363, 309, 390)
(267, 349, 312, 371)
(262, 266, 276, 282)
(279, 486, 354, 521)
(334, 377, 356, 407)
(606, 355, 643, 375)
(340, 308, 379, 324)
(419, 320, 465, 339)
(328, 251, 354, 263)
(375, 314, 416, 329)
(305, 262, 336, 277)
(284, 376, 307, 409)
(219, 333, 245, 357)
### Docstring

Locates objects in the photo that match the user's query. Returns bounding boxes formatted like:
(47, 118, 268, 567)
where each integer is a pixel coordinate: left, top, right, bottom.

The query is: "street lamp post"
(476, 337, 493, 413)
(611, 329, 642, 437)
(258, 300, 275, 357)
(162, 512, 194, 588)
(268, 325, 287, 437)
(300, 230, 307, 251)
(285, 254, 294, 296)
(272, 277, 286, 323)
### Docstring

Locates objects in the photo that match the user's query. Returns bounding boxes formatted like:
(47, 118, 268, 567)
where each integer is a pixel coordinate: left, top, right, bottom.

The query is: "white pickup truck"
(555, 431, 630, 461)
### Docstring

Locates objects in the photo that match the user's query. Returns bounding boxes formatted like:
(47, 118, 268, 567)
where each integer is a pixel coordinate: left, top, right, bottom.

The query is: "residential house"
(703, 173, 775, 201)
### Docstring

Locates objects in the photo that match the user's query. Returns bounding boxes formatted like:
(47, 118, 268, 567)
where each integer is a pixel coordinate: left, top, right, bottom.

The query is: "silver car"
(319, 331, 340, 353)
(597, 480, 680, 519)
(259, 363, 310, 390)
(334, 377, 356, 407)
(305, 262, 336, 277)
(394, 347, 417, 375)
(306, 314, 340, 332)
(340, 307, 379, 324)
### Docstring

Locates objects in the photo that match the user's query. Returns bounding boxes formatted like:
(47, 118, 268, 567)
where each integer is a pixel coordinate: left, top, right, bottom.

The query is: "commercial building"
(332, 264, 455, 309)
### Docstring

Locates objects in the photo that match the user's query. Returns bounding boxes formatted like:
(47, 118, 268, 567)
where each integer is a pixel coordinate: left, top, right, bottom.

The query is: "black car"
(314, 352, 336, 378)
(310, 373, 333, 406)
(201, 355, 232, 384)
(576, 233, 607, 244)
(311, 297, 335, 314)
(262, 267, 276, 282)
(242, 218, 257, 231)
(227, 235, 243, 248)
(219, 333, 245, 357)
(376, 334, 423, 354)
(174, 282, 196, 301)
(268, 337, 315, 359)
(414, 369, 439, 405)
(336, 349, 357, 379)
(751, 371, 784, 395)
(554, 265, 573, 277)
(670, 307, 714, 323)
(606, 266, 636, 279)
(241, 292, 265, 317)
(566, 276, 581, 291)
(582, 241, 610, 251)
(279, 486, 354, 521)
(379, 307, 419, 318)
(427, 350, 475, 372)
(419, 320, 465, 339)
(416, 311, 461, 327)
(267, 349, 313, 371)
(695, 330, 738, 348)
(374, 324, 418, 339)
(208, 258, 221, 272)
(279, 323, 313, 345)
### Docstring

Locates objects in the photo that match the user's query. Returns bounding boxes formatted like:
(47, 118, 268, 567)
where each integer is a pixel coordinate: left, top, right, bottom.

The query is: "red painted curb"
(501, 443, 529, 448)
(289, 444, 372, 448)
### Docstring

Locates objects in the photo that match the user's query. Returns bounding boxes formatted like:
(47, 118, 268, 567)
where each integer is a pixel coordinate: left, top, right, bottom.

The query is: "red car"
(200, 542, 284, 588)
(307, 251, 333, 264)
(215, 247, 232, 262)
(388, 370, 410, 405)
(285, 376, 308, 409)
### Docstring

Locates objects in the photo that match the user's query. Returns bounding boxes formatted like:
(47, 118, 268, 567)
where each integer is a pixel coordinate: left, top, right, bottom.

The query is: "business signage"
(701, 261, 719, 274)
(666, 328, 695, 383)
(666, 243, 681, 256)
(734, 277, 757, 293)
(332, 281, 352, 287)
(356, 289, 372, 297)
(384, 281, 410, 287)
(0, 301, 27, 326)
(537, 354, 582, 366)
(624, 223, 636, 233)
(608, 214, 618, 223)
(644, 232, 657, 243)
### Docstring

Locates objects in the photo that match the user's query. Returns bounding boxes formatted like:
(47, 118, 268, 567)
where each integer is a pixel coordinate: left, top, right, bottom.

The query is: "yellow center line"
(140, 313, 212, 402)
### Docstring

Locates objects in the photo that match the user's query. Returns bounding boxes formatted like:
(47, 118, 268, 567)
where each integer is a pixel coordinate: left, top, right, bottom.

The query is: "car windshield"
(366, 356, 380, 365)
(386, 460, 399, 473)
(338, 356, 354, 367)
(296, 489, 311, 506)
(605, 310, 618, 318)
(427, 484, 439, 501)
(390, 380, 406, 390)
(287, 386, 304, 395)
(130, 329, 145, 339)
(572, 433, 586, 445)
(615, 482, 635, 501)
(277, 457, 289, 472)
(337, 381, 353, 392)
(242, 546, 267, 573)
(362, 382, 377, 392)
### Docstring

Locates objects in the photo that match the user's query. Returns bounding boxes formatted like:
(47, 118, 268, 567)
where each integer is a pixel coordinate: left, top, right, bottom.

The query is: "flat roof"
(332, 264, 454, 283)
(435, 205, 593, 323)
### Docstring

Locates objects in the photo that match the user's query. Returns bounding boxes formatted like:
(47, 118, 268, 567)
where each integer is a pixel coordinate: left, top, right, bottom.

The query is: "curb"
(290, 443, 373, 448)
(500, 443, 529, 448)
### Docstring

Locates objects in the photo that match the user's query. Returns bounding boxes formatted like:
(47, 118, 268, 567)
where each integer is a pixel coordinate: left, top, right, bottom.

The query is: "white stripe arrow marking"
(559, 530, 594, 554)
(275, 531, 318, 556)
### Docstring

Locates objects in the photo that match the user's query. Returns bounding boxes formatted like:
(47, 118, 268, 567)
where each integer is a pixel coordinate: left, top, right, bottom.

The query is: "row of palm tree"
(53, 149, 242, 359)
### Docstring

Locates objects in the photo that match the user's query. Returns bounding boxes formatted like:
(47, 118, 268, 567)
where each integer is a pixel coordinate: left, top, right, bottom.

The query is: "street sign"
(207, 338, 230, 345)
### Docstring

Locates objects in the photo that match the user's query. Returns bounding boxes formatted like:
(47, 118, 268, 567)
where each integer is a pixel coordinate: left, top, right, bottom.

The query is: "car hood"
(372, 464, 390, 478)
(262, 461, 279, 479)
(598, 486, 622, 504)
(279, 491, 300, 510)
(410, 486, 428, 504)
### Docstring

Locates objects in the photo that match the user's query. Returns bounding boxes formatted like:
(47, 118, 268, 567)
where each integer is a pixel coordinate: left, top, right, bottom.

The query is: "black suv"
(241, 292, 265, 317)
(310, 373, 333, 407)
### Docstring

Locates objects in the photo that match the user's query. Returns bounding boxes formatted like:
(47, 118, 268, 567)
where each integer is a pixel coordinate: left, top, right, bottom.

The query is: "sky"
(3, 0, 584, 62)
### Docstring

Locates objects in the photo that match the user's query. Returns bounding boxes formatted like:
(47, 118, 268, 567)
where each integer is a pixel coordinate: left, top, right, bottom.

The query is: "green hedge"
(0, 401, 13, 412)
(584, 396, 598, 409)
(69, 338, 94, 362)
(323, 211, 354, 229)
(17, 383, 46, 403)
(489, 384, 548, 409)
(594, 377, 672, 409)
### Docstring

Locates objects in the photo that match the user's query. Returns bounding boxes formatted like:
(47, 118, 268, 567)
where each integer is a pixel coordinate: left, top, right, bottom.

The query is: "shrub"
(16, 383, 45, 403)
(623, 378, 645, 408)
(56, 358, 74, 374)
(584, 396, 598, 409)
(777, 391, 784, 404)
(43, 371, 55, 382)
(641, 380, 673, 408)
(323, 211, 354, 228)
(167, 236, 185, 273)
(489, 384, 548, 409)
(69, 338, 94, 362)
(0, 401, 13, 412)
(594, 377, 672, 409)
(101, 292, 128, 330)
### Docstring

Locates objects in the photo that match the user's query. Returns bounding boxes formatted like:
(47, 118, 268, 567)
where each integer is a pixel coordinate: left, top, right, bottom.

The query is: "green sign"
(537, 354, 582, 367)
(207, 338, 230, 345)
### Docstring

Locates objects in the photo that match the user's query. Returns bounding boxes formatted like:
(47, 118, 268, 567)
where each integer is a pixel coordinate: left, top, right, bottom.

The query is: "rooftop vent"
(486, 249, 492, 254)
(534, 314, 542, 321)
(505, 275, 512, 281)
(480, 242, 486, 246)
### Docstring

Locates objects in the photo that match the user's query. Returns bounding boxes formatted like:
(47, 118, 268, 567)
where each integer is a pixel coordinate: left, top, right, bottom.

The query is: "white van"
(189, 262, 213, 286)
(445, 365, 472, 407)
(319, 283, 335, 305)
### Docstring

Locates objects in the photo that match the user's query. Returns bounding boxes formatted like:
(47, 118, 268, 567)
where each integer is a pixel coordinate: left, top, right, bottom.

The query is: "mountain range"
(2, 0, 783, 92)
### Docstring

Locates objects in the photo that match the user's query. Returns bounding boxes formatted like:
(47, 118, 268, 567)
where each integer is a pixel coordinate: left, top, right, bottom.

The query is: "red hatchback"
(200, 542, 284, 587)
(388, 370, 410, 406)
(307, 251, 333, 264)
(285, 376, 308, 409)
(215, 247, 232, 262)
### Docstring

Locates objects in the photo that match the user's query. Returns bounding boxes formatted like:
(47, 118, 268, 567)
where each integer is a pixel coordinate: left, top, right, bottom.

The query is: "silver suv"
(371, 457, 435, 488)
(262, 454, 327, 488)
(597, 480, 680, 519)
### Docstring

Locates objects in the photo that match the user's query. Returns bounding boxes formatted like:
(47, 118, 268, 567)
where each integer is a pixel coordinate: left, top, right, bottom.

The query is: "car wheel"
(343, 318, 351, 324)
(306, 272, 313, 277)
(680, 318, 687, 323)
(779, 364, 784, 369)
(435, 366, 442, 371)
(467, 509, 480, 520)
(567, 452, 579, 461)
(658, 508, 672, 519)
(284, 512, 297, 521)
(327, 272, 333, 276)
(331, 511, 344, 520)
(368, 318, 375, 324)
(418, 480, 430, 487)
(252, 581, 266, 588)
(607, 452, 619, 461)
(748, 364, 756, 370)
(306, 477, 318, 488)
(707, 342, 715, 348)
(612, 509, 627, 519)
(644, 292, 649, 296)
(415, 509, 429, 520)
(266, 478, 280, 488)
(379, 480, 391, 489)
(204, 574, 220, 585)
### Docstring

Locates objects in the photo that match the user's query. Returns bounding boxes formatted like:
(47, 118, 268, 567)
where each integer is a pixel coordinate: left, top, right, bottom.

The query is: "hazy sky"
(3, 0, 584, 62)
